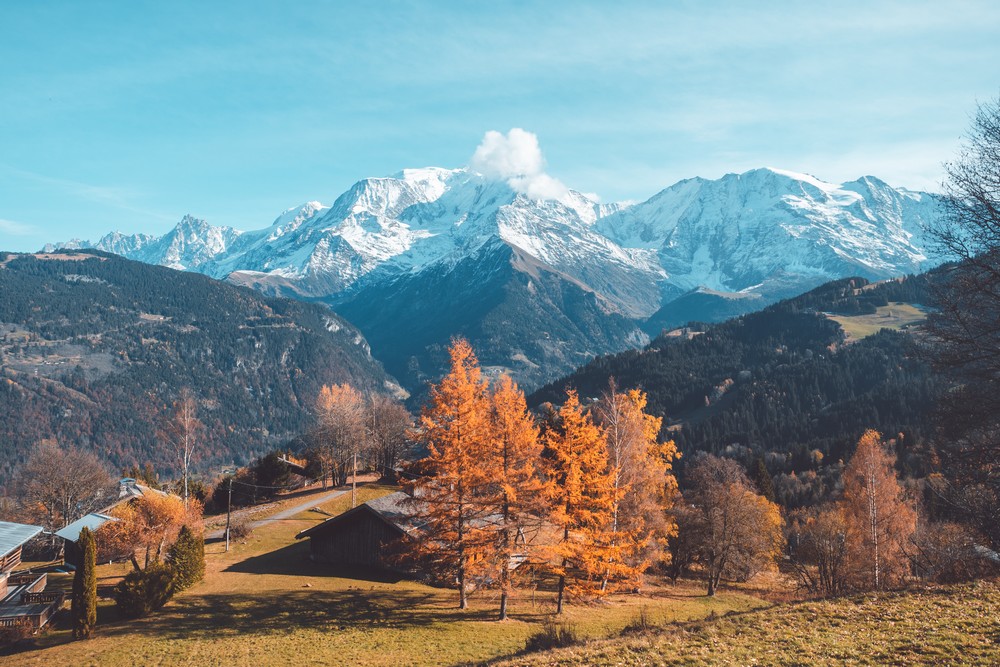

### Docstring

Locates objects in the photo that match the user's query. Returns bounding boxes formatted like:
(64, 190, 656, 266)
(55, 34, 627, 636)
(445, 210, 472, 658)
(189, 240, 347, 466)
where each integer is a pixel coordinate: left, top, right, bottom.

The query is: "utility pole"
(225, 475, 233, 553)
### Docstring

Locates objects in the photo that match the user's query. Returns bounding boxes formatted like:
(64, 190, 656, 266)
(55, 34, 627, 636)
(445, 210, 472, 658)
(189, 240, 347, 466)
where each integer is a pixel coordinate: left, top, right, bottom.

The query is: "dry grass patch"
(3, 484, 763, 666)
(500, 582, 1000, 666)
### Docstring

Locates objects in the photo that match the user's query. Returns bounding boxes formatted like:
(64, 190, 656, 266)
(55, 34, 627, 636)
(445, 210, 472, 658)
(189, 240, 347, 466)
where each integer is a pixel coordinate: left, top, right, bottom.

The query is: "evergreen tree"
(71, 526, 97, 640)
(751, 456, 777, 503)
(168, 524, 205, 590)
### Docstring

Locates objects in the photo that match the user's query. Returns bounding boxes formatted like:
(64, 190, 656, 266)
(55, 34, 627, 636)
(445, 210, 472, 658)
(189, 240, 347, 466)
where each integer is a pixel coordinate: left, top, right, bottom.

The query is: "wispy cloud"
(0, 218, 35, 236)
(470, 129, 569, 200)
(0, 164, 175, 222)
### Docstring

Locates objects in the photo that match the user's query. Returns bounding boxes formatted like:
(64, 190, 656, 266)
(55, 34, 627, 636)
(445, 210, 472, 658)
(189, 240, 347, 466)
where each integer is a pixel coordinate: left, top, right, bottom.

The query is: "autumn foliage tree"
(594, 382, 679, 592)
(96, 492, 195, 571)
(683, 455, 784, 596)
(542, 390, 615, 613)
(406, 338, 496, 609)
(841, 430, 917, 590)
(787, 504, 852, 597)
(315, 383, 367, 489)
(489, 375, 544, 620)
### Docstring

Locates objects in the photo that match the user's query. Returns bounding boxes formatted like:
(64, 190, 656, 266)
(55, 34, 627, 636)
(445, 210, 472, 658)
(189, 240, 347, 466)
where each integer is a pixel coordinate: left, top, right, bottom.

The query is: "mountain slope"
(46, 166, 944, 391)
(530, 273, 940, 507)
(0, 250, 398, 482)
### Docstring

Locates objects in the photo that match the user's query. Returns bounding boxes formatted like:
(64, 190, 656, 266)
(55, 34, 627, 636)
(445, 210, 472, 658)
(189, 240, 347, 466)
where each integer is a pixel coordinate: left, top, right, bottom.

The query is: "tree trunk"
(556, 572, 566, 614)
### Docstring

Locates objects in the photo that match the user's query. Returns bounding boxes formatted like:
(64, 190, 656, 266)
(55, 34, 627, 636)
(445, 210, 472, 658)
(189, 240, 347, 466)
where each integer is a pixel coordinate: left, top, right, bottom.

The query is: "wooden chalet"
(0, 520, 63, 632)
(295, 491, 540, 580)
(295, 492, 421, 570)
(56, 477, 165, 567)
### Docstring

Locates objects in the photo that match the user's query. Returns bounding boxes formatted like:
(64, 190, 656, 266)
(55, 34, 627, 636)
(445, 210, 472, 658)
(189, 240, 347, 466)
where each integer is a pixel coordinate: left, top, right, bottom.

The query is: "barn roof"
(295, 491, 425, 540)
(0, 521, 43, 560)
(54, 513, 119, 543)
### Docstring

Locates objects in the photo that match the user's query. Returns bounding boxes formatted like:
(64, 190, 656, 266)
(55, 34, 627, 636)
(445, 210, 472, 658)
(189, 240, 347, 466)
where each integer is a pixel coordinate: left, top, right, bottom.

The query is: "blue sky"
(2, 1, 999, 251)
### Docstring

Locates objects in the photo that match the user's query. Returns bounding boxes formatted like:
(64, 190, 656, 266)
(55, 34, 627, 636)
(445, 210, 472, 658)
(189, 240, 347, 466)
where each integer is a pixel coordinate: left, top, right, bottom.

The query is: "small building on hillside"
(295, 492, 423, 570)
(295, 491, 540, 579)
(56, 477, 166, 567)
(0, 520, 63, 632)
(54, 513, 118, 568)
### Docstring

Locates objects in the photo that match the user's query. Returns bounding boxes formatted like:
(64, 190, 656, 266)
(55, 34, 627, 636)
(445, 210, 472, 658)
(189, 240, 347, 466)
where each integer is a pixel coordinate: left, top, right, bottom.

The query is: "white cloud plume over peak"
(470, 128, 569, 201)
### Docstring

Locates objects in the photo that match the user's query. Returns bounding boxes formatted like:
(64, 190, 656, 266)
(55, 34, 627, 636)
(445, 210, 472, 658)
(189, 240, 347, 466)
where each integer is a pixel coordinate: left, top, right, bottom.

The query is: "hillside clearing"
(3, 485, 763, 666)
(827, 302, 927, 340)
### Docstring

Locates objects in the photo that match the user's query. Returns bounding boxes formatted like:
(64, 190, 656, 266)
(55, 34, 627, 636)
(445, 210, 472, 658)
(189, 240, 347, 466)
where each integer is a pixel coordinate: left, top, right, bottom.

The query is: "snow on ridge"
(44, 163, 943, 310)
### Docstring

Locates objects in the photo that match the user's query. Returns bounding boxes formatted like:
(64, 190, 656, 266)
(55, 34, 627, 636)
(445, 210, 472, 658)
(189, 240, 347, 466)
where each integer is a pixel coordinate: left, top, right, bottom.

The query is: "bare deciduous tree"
(684, 455, 784, 596)
(160, 388, 204, 508)
(12, 441, 113, 547)
(366, 393, 412, 481)
(925, 96, 1000, 548)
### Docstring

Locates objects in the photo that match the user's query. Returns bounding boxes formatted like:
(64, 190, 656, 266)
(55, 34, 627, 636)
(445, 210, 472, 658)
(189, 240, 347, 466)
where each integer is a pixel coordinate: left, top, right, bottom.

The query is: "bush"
(0, 617, 34, 646)
(168, 525, 205, 591)
(71, 526, 97, 639)
(114, 563, 176, 618)
(228, 515, 254, 540)
(524, 621, 579, 653)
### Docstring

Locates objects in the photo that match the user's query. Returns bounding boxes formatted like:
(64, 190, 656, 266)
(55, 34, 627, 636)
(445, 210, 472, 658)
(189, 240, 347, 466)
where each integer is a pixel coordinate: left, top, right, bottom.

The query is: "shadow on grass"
(225, 540, 406, 584)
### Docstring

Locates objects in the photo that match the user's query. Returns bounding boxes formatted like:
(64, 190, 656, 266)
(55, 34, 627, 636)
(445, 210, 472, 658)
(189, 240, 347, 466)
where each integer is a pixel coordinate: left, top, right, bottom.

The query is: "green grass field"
(499, 582, 1000, 666)
(4, 485, 764, 666)
(828, 302, 927, 340)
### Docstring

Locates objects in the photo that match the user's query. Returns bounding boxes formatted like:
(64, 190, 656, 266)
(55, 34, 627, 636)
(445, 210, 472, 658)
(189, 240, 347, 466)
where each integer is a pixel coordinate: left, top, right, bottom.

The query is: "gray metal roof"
(0, 520, 43, 559)
(54, 513, 118, 543)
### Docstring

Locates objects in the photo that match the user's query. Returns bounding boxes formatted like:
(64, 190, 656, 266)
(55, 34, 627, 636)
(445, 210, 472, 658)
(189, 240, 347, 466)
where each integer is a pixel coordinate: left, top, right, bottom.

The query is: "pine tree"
(841, 430, 917, 590)
(71, 526, 97, 639)
(407, 338, 496, 609)
(543, 390, 615, 613)
(489, 375, 544, 620)
(168, 524, 205, 590)
(751, 456, 777, 503)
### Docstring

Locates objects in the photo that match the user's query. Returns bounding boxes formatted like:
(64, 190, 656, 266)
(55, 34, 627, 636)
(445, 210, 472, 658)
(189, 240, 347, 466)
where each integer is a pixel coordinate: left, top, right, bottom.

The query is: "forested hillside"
(0, 251, 396, 483)
(531, 273, 941, 506)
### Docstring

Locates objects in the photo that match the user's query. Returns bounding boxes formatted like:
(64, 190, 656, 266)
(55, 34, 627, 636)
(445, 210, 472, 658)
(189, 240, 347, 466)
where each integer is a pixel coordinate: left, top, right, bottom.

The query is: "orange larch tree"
(542, 390, 615, 613)
(489, 374, 544, 620)
(406, 338, 497, 609)
(841, 429, 917, 590)
(595, 383, 679, 592)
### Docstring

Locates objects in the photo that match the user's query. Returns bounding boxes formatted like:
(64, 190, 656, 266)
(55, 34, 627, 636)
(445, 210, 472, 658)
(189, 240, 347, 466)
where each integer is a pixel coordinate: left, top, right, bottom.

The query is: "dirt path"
(206, 486, 349, 539)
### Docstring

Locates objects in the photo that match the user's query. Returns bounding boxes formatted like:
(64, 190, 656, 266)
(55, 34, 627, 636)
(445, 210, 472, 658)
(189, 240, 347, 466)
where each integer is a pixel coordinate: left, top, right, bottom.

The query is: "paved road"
(207, 486, 349, 540)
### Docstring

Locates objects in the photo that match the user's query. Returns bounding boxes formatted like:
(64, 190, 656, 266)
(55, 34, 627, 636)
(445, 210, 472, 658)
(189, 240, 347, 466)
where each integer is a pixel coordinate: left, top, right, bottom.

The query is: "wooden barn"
(295, 492, 422, 570)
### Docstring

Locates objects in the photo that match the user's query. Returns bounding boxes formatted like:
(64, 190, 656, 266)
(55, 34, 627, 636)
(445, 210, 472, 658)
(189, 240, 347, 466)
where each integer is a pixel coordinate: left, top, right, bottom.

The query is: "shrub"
(228, 515, 254, 540)
(71, 526, 97, 639)
(114, 563, 176, 618)
(0, 617, 34, 646)
(524, 621, 579, 653)
(168, 525, 205, 591)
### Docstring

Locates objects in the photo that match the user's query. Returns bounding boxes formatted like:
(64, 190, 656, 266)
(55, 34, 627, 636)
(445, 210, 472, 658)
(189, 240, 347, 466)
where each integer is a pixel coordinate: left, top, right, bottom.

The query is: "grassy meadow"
(828, 302, 927, 340)
(499, 581, 1000, 666)
(3, 484, 765, 666)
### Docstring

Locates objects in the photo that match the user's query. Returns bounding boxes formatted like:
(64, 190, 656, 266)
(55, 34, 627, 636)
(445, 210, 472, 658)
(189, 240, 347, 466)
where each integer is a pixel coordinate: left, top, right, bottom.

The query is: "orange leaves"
(407, 339, 497, 609)
(841, 429, 917, 590)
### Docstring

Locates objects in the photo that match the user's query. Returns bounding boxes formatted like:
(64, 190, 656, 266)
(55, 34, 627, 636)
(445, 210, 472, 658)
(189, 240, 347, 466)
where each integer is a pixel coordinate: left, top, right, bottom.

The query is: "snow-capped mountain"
(597, 167, 939, 298)
(46, 166, 943, 391)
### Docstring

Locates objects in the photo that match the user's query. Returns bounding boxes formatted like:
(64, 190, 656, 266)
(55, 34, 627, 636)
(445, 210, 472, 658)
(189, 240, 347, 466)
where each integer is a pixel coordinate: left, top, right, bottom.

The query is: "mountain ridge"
(45, 166, 945, 391)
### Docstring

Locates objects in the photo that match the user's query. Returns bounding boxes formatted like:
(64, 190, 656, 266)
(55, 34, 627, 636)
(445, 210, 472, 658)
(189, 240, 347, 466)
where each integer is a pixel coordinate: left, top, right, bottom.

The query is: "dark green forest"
(0, 251, 394, 483)
(530, 273, 942, 507)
